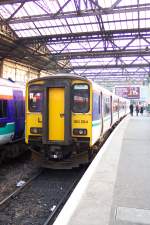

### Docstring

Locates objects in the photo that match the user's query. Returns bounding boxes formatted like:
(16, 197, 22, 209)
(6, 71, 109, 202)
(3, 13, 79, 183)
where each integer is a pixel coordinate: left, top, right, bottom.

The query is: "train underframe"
(29, 136, 107, 169)
(28, 118, 121, 169)
(0, 139, 27, 164)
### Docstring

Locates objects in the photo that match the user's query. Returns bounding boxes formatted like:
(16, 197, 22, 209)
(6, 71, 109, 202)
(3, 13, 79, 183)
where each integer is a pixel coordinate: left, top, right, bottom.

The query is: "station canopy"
(0, 0, 150, 87)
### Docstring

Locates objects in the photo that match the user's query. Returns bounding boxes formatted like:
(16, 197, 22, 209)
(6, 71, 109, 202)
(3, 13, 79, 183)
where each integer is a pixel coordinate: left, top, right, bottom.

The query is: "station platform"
(53, 114, 150, 225)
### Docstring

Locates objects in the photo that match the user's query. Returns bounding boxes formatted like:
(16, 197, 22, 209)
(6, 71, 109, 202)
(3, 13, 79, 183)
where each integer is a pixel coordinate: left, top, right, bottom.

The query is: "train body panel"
(0, 78, 25, 146)
(25, 74, 129, 167)
(112, 95, 119, 124)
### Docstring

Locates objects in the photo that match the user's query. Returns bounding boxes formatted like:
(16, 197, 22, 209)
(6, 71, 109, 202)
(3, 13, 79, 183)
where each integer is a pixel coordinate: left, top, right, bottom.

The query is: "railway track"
(0, 168, 86, 225)
(42, 170, 83, 225)
(0, 170, 42, 207)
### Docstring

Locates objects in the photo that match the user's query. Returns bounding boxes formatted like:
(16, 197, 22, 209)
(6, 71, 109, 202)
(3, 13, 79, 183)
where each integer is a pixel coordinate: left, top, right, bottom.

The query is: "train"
(25, 74, 130, 168)
(0, 78, 25, 163)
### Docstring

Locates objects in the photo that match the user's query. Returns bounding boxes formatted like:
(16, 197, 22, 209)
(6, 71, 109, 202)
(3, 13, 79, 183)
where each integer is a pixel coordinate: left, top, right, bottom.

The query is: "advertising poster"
(115, 87, 140, 99)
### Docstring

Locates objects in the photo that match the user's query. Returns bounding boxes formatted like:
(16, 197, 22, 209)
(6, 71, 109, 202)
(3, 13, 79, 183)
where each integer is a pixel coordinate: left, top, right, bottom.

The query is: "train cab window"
(29, 90, 43, 112)
(0, 100, 7, 118)
(72, 84, 89, 113)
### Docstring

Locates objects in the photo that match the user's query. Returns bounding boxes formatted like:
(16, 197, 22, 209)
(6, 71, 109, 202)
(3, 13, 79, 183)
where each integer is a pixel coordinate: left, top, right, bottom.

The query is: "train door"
(48, 88, 65, 141)
(13, 90, 24, 138)
(102, 94, 111, 133)
(92, 91, 102, 145)
(42, 81, 71, 145)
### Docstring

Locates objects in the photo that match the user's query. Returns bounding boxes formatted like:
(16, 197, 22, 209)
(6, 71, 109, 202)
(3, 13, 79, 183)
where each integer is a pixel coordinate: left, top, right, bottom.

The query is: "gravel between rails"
(0, 151, 40, 203)
(0, 168, 86, 225)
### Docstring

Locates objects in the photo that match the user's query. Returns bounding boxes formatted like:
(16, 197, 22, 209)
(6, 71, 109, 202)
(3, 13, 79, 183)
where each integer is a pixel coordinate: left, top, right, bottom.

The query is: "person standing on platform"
(140, 106, 144, 116)
(135, 104, 139, 116)
(129, 104, 134, 116)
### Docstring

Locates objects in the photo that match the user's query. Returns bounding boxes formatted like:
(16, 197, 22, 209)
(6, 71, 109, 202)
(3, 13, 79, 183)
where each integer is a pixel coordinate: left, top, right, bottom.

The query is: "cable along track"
(0, 168, 85, 225)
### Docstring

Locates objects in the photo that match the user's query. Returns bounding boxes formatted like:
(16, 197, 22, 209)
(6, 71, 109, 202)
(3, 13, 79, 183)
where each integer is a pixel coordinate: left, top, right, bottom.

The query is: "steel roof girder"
(19, 29, 150, 44)
(51, 49, 150, 59)
(0, 0, 39, 4)
(7, 3, 150, 24)
(67, 63, 150, 69)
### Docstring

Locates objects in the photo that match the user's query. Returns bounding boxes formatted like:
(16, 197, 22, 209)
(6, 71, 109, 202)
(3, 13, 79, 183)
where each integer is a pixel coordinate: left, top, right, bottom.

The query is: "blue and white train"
(0, 78, 25, 162)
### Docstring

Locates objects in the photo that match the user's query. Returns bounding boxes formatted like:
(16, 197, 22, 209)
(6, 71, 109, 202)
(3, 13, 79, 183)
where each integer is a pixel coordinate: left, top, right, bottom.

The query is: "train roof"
(90, 79, 112, 95)
(28, 73, 88, 84)
(0, 78, 25, 88)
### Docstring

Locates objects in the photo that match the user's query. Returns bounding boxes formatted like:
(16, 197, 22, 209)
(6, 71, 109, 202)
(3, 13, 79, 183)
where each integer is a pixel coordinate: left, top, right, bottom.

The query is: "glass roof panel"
(16, 29, 40, 37)
(34, 19, 68, 28)
(36, 0, 59, 14)
(118, 0, 139, 7)
(10, 22, 36, 30)
(0, 3, 20, 18)
(61, 0, 76, 12)
(39, 28, 56, 35)
(15, 2, 46, 18)
(97, 0, 118, 8)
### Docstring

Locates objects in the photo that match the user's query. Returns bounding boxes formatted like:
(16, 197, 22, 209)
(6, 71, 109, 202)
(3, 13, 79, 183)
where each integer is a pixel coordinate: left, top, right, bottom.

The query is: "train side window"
(93, 92, 101, 120)
(113, 99, 119, 112)
(0, 100, 7, 118)
(103, 96, 111, 116)
(29, 89, 43, 112)
(72, 84, 89, 113)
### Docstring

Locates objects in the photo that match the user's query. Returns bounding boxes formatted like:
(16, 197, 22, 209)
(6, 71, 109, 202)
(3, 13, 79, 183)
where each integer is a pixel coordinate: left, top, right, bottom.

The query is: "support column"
(38, 70, 41, 78)
(0, 60, 4, 78)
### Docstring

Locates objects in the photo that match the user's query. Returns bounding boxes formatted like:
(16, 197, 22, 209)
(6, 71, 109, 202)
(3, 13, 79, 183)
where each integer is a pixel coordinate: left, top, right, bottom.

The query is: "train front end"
(25, 75, 92, 168)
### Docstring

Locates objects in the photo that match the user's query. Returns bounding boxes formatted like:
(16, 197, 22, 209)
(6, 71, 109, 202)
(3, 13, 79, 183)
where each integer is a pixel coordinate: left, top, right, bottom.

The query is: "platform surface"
(53, 115, 150, 225)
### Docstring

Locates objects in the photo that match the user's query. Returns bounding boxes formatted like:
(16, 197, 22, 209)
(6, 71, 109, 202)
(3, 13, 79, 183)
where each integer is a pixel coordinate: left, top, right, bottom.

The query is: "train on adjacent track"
(25, 74, 130, 168)
(0, 78, 25, 163)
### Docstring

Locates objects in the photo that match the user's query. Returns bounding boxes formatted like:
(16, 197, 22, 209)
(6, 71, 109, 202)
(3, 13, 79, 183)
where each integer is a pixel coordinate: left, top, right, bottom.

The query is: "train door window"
(29, 87, 43, 112)
(72, 84, 89, 113)
(103, 96, 111, 116)
(0, 100, 7, 118)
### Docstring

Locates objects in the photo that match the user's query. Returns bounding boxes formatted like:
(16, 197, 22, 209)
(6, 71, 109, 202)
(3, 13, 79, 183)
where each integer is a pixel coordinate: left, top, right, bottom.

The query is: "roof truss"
(0, 0, 150, 85)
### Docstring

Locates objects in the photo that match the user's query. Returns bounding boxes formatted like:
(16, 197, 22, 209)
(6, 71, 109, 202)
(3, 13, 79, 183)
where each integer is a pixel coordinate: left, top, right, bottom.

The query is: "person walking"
(135, 104, 139, 116)
(129, 104, 134, 116)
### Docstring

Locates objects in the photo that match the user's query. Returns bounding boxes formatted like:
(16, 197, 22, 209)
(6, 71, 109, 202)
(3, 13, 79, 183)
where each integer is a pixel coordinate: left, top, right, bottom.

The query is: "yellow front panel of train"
(48, 88, 64, 141)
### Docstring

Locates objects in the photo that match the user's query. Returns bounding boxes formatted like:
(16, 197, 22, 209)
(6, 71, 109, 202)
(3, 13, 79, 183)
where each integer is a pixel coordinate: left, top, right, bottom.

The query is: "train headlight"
(30, 127, 42, 134)
(73, 129, 87, 135)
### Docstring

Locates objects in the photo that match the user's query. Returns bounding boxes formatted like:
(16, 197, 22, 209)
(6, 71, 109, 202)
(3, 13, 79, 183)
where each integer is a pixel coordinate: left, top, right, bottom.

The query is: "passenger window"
(113, 99, 119, 112)
(29, 90, 43, 112)
(0, 100, 7, 118)
(72, 84, 89, 113)
(103, 96, 111, 116)
(93, 92, 101, 120)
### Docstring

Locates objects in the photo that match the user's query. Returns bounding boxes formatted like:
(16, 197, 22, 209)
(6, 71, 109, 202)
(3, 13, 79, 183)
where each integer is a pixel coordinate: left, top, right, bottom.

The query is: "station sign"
(115, 86, 140, 99)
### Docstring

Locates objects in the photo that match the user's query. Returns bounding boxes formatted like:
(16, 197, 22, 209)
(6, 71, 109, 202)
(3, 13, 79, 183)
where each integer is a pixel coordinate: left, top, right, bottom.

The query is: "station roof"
(0, 0, 150, 86)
